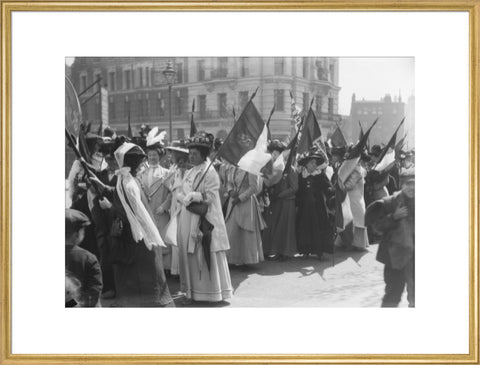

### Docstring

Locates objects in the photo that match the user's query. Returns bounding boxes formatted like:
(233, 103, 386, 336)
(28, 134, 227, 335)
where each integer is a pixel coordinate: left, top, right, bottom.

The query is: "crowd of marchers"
(65, 121, 415, 309)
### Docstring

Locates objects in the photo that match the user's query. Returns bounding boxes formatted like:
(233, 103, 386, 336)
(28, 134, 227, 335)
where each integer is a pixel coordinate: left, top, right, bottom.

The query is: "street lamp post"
(162, 60, 176, 143)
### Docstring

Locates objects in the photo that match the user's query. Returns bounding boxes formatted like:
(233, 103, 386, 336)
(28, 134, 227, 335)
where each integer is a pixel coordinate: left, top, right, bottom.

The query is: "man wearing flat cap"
(65, 209, 103, 307)
(365, 167, 415, 307)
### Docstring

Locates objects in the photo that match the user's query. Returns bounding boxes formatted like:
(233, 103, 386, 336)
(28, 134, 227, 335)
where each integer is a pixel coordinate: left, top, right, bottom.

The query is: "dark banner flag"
(296, 107, 322, 155)
(217, 96, 270, 176)
(330, 125, 348, 148)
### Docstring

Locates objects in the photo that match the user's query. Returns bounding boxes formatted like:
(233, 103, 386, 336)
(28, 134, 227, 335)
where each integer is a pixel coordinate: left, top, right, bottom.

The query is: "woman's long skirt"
(262, 199, 297, 257)
(177, 209, 233, 302)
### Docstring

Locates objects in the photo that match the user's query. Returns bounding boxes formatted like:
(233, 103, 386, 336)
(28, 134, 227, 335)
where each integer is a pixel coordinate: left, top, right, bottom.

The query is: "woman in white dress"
(139, 128, 173, 271)
(163, 140, 191, 276)
(224, 166, 265, 266)
(176, 132, 233, 304)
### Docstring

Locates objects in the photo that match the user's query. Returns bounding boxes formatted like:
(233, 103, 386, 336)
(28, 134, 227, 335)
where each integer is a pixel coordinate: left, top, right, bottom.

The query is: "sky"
(65, 57, 415, 116)
(338, 57, 414, 115)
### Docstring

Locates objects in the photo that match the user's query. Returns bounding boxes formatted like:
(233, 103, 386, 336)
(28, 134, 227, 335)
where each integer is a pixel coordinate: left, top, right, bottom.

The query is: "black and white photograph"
(65, 56, 415, 308)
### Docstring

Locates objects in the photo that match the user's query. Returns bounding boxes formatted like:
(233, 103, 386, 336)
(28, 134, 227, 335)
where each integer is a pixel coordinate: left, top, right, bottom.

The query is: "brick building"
(349, 93, 406, 147)
(69, 57, 342, 141)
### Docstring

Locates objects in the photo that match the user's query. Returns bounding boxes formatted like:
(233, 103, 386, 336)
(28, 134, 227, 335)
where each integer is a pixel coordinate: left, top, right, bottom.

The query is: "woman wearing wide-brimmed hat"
(262, 140, 298, 260)
(296, 147, 335, 259)
(224, 156, 266, 267)
(138, 128, 173, 272)
(107, 138, 174, 307)
(176, 131, 233, 304)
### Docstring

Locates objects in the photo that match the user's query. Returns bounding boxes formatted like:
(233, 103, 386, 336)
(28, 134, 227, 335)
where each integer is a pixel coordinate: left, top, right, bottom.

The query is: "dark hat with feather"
(145, 127, 167, 156)
(187, 131, 214, 150)
(297, 146, 328, 167)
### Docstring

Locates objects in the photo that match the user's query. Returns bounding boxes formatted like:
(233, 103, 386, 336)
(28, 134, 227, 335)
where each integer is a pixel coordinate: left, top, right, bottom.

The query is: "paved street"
(141, 244, 407, 308)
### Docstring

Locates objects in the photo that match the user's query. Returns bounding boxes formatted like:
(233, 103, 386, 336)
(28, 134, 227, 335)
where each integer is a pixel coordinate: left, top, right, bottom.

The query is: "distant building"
(349, 93, 406, 147)
(69, 57, 342, 141)
(405, 95, 415, 150)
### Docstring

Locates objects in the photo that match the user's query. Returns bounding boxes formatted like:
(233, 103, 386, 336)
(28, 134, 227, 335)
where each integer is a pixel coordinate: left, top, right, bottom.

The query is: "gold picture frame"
(1, 1, 479, 363)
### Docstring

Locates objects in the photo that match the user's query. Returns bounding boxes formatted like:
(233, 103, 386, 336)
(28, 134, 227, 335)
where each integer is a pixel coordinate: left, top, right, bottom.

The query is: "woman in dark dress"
(262, 140, 298, 260)
(296, 148, 335, 259)
(108, 139, 174, 307)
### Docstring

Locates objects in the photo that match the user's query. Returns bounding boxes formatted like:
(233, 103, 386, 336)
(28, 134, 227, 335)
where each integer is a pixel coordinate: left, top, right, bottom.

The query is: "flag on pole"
(190, 99, 197, 138)
(296, 107, 322, 155)
(338, 118, 378, 184)
(395, 133, 408, 159)
(374, 117, 405, 172)
(358, 121, 364, 141)
(266, 104, 275, 141)
(217, 92, 271, 176)
(282, 119, 303, 176)
(330, 125, 348, 148)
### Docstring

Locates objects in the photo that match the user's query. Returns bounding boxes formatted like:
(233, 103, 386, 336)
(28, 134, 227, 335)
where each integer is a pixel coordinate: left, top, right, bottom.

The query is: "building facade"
(69, 57, 342, 141)
(349, 93, 407, 147)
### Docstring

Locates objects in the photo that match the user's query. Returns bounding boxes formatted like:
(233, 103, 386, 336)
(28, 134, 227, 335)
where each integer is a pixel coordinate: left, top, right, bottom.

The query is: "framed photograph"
(1, 1, 478, 363)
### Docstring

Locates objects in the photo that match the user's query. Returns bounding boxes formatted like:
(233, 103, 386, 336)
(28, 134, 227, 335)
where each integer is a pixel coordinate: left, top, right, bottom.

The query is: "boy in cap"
(366, 168, 415, 307)
(65, 208, 103, 307)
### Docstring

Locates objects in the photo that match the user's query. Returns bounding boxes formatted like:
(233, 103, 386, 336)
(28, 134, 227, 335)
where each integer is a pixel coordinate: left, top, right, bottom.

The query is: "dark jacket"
(366, 191, 415, 269)
(66, 245, 103, 307)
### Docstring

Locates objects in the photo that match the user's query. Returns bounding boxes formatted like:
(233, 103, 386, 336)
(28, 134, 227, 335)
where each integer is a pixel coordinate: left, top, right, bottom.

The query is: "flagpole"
(266, 104, 275, 127)
(190, 98, 196, 138)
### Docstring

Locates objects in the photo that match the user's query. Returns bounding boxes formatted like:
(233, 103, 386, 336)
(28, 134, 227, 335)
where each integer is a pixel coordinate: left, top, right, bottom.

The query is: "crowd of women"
(65, 125, 415, 308)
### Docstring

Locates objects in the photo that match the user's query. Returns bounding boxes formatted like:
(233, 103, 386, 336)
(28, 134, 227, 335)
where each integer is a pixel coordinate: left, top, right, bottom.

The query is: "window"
(144, 95, 149, 116)
(303, 58, 309, 78)
(274, 89, 285, 111)
(138, 68, 143, 88)
(316, 95, 323, 115)
(240, 57, 248, 77)
(95, 73, 101, 84)
(329, 64, 335, 82)
(83, 105, 89, 121)
(81, 75, 87, 92)
(145, 67, 150, 87)
(137, 97, 143, 117)
(239, 91, 249, 109)
(218, 93, 227, 117)
(117, 70, 123, 90)
(175, 90, 183, 116)
(156, 95, 165, 116)
(317, 62, 326, 80)
(109, 97, 116, 120)
(124, 98, 131, 117)
(216, 57, 228, 78)
(124, 70, 131, 89)
(197, 60, 205, 81)
(274, 58, 285, 75)
(198, 95, 207, 118)
(176, 63, 183, 83)
(303, 92, 310, 111)
(108, 72, 115, 91)
(328, 98, 334, 115)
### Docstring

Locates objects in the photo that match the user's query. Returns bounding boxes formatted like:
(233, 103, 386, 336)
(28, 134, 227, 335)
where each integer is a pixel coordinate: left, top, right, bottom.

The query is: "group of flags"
(184, 86, 406, 181)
